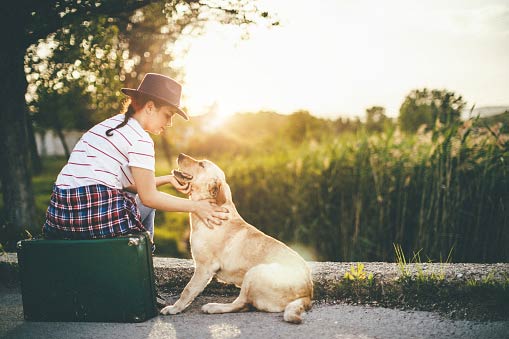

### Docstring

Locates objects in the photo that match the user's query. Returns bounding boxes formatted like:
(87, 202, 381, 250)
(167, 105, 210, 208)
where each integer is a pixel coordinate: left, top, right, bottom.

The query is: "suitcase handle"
(128, 238, 140, 246)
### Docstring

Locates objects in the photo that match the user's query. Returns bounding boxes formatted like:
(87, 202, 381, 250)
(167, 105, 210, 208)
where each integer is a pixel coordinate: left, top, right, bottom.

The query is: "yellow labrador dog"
(160, 154, 313, 323)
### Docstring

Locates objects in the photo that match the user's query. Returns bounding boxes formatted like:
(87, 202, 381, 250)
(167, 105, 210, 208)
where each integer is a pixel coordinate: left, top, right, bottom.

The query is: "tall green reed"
(218, 120, 508, 262)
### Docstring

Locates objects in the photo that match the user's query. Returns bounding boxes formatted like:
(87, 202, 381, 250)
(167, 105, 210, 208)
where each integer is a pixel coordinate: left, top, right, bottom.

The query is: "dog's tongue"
(172, 169, 193, 184)
(181, 171, 193, 180)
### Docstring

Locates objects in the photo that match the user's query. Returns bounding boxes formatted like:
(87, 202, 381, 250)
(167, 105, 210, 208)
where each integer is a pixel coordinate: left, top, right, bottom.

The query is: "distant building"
(35, 130, 83, 157)
(463, 106, 509, 119)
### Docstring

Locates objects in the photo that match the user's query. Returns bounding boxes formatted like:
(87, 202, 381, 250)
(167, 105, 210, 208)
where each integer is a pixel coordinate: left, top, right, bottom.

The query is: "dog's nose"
(179, 153, 193, 162)
(178, 153, 187, 163)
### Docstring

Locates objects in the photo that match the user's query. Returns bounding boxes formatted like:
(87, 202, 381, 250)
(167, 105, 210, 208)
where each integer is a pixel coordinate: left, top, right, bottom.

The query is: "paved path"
(1, 287, 508, 339)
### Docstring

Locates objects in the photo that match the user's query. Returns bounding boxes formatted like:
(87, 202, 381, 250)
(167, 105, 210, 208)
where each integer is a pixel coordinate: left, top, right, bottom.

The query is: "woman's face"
(146, 104, 176, 135)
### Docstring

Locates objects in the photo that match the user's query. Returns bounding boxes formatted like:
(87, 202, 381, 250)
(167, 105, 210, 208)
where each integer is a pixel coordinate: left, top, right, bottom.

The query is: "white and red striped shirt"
(55, 114, 155, 189)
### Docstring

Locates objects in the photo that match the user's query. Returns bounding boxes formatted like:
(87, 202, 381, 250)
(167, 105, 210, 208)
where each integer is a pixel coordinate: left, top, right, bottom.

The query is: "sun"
(187, 100, 235, 131)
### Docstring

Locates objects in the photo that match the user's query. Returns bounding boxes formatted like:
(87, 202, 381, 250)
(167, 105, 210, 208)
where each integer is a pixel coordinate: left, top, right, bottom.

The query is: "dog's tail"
(283, 296, 312, 324)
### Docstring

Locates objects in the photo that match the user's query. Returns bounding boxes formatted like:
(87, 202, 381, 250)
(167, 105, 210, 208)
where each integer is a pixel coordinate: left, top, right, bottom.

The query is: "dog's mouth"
(172, 169, 193, 185)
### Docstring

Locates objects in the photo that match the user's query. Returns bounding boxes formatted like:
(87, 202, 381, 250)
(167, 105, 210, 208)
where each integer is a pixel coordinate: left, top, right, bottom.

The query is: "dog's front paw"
(160, 305, 181, 315)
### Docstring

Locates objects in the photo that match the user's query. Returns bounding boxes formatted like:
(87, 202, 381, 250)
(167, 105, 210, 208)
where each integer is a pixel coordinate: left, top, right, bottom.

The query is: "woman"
(43, 73, 228, 246)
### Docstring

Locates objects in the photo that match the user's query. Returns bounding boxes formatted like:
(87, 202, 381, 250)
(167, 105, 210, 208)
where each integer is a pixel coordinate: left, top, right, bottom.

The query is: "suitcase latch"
(128, 238, 140, 246)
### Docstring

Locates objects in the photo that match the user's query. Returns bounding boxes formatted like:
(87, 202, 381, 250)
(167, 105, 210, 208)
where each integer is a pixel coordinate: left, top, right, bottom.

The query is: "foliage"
(394, 243, 410, 276)
(27, 16, 124, 133)
(475, 111, 509, 134)
(3, 99, 508, 262)
(145, 112, 509, 261)
(467, 272, 509, 288)
(365, 106, 392, 132)
(164, 110, 362, 160)
(344, 263, 373, 282)
(393, 243, 454, 283)
(283, 110, 336, 144)
(399, 88, 466, 133)
(336, 263, 376, 302)
(26, 1, 277, 133)
(0, 0, 277, 249)
(204, 115, 508, 262)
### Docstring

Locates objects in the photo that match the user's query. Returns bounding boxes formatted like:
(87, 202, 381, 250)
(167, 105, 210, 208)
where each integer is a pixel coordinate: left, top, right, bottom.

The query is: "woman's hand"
(193, 199, 229, 229)
(132, 168, 225, 224)
(132, 169, 227, 228)
(167, 175, 191, 195)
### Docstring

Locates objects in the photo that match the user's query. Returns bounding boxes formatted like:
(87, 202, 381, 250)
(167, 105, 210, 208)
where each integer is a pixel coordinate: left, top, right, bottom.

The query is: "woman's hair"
(105, 92, 167, 136)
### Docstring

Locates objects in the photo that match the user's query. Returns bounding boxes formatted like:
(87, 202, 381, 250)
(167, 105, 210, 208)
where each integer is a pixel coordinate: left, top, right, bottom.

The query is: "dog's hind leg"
(202, 270, 254, 314)
(201, 294, 250, 314)
(283, 297, 312, 324)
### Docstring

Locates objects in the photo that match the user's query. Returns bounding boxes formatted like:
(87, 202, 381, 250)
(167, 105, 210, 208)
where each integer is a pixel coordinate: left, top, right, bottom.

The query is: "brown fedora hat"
(121, 73, 189, 120)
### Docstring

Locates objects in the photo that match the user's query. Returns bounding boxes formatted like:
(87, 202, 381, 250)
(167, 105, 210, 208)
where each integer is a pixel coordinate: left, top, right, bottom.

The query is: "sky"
(176, 0, 509, 119)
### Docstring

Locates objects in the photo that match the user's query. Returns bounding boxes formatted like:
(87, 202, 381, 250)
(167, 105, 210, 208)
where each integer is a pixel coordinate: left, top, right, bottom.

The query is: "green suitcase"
(16, 233, 158, 322)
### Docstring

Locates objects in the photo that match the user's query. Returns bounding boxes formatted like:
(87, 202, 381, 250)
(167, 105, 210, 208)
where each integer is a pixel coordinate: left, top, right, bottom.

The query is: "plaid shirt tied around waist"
(43, 184, 146, 239)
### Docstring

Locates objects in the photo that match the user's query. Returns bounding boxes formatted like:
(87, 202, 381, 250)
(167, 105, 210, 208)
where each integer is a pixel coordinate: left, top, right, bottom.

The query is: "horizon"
(186, 104, 509, 123)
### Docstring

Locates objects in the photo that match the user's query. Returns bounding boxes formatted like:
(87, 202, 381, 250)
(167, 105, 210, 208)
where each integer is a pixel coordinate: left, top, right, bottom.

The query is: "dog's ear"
(208, 180, 221, 202)
(217, 181, 233, 206)
(209, 179, 231, 206)
(208, 179, 232, 205)
(215, 182, 226, 206)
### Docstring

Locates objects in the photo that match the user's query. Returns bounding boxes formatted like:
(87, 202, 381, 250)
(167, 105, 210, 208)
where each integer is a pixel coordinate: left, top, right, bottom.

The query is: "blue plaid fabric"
(43, 184, 146, 240)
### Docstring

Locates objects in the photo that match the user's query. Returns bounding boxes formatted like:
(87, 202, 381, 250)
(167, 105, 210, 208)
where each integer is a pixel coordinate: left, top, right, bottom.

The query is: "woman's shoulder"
(106, 113, 125, 124)
(125, 118, 153, 145)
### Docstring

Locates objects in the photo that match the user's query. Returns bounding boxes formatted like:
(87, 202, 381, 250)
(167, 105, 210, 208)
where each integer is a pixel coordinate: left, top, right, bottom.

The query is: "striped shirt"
(55, 114, 155, 189)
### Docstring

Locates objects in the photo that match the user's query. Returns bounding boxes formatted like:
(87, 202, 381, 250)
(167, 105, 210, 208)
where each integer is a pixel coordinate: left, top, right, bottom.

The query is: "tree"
(28, 2, 276, 165)
(365, 106, 389, 132)
(283, 110, 334, 145)
(398, 88, 466, 133)
(334, 117, 361, 134)
(0, 0, 274, 249)
(27, 16, 126, 158)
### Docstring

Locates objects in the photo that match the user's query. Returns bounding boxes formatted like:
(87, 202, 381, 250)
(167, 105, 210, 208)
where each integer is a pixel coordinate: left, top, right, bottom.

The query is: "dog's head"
(173, 153, 232, 205)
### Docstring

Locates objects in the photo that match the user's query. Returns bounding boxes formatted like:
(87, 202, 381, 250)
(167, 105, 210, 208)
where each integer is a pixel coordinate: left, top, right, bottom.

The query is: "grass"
(214, 120, 508, 262)
(323, 245, 509, 320)
(390, 244, 509, 320)
(31, 157, 68, 226)
(466, 271, 509, 288)
(393, 243, 454, 283)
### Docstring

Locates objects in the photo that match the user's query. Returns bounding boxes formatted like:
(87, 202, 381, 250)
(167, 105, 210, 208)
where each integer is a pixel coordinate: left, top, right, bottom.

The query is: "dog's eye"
(199, 162, 205, 168)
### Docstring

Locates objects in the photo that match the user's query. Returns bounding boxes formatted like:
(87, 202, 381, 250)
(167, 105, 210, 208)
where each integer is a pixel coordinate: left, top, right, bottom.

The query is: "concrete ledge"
(152, 257, 509, 295)
(2, 252, 508, 292)
(2, 253, 508, 320)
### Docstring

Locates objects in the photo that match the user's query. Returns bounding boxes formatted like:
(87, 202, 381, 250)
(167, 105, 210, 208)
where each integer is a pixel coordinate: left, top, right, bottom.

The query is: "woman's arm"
(155, 175, 172, 187)
(130, 166, 227, 228)
(123, 174, 178, 193)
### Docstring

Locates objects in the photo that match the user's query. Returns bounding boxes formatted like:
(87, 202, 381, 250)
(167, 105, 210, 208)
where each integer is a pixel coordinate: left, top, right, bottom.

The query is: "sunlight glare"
(178, 0, 509, 119)
(195, 101, 235, 132)
(209, 323, 241, 339)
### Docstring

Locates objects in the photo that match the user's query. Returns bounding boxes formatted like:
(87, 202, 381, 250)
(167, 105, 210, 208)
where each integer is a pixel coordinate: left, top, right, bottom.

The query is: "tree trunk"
(27, 113, 43, 174)
(55, 127, 71, 159)
(0, 11, 36, 250)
